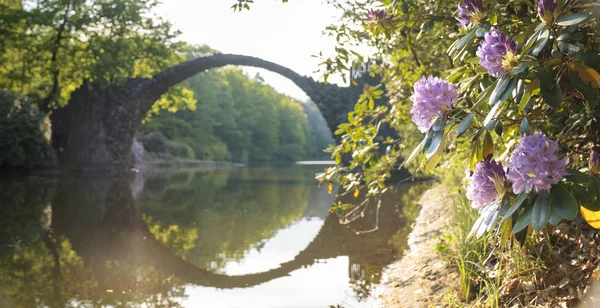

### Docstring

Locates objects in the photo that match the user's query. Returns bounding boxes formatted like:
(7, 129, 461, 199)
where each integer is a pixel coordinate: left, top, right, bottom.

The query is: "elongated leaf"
(484, 102, 502, 127)
(453, 27, 478, 53)
(555, 13, 589, 26)
(531, 28, 550, 56)
(489, 76, 511, 106)
(497, 78, 519, 106)
(424, 141, 444, 173)
(456, 113, 474, 136)
(494, 120, 503, 136)
(566, 168, 590, 184)
(558, 41, 582, 55)
(519, 79, 540, 110)
(403, 139, 425, 166)
(513, 203, 533, 233)
(520, 117, 531, 135)
(468, 208, 488, 239)
(532, 191, 551, 231)
(426, 130, 444, 159)
(537, 66, 562, 108)
(432, 117, 446, 132)
(570, 59, 600, 89)
(478, 208, 500, 238)
(470, 139, 482, 172)
(501, 192, 529, 224)
(521, 24, 544, 55)
(576, 52, 600, 68)
(510, 62, 528, 75)
(581, 207, 600, 229)
(473, 83, 495, 109)
(549, 208, 562, 226)
(482, 131, 494, 160)
(568, 68, 599, 106)
(550, 184, 579, 221)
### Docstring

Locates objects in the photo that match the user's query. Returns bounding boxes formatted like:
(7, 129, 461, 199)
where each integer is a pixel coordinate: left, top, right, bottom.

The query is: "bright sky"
(157, 0, 342, 101)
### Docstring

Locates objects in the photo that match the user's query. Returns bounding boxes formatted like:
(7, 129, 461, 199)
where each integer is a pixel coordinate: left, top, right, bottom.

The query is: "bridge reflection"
(0, 168, 428, 307)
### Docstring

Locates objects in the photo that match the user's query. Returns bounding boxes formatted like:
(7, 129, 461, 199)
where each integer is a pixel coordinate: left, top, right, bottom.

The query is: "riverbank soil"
(375, 184, 456, 307)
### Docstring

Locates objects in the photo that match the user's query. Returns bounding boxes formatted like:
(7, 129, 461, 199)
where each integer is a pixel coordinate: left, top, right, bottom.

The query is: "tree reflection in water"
(0, 167, 429, 307)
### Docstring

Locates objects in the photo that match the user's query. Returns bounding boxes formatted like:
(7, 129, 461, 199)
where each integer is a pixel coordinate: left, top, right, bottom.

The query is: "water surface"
(0, 165, 428, 307)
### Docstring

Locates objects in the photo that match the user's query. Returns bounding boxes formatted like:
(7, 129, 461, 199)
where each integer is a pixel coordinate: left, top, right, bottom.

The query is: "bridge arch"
(52, 54, 353, 171)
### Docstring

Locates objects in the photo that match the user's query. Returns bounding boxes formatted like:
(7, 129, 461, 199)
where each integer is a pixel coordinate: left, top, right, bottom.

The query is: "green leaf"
(550, 184, 579, 221)
(424, 135, 445, 173)
(520, 117, 531, 135)
(494, 120, 503, 136)
(566, 168, 590, 184)
(513, 202, 533, 233)
(432, 117, 446, 132)
(531, 28, 550, 56)
(576, 52, 600, 68)
(549, 208, 562, 226)
(484, 102, 502, 127)
(537, 67, 562, 108)
(558, 41, 582, 55)
(555, 13, 589, 26)
(426, 130, 444, 159)
(456, 113, 474, 136)
(500, 192, 529, 224)
(532, 191, 551, 231)
(521, 24, 544, 55)
(452, 27, 477, 54)
(510, 62, 528, 75)
(489, 76, 511, 106)
(403, 139, 425, 167)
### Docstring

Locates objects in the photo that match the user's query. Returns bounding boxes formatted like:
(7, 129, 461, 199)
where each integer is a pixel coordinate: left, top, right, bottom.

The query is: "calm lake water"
(0, 164, 428, 308)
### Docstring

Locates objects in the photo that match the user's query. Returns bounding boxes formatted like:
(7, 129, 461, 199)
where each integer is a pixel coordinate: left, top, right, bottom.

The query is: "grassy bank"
(436, 169, 600, 307)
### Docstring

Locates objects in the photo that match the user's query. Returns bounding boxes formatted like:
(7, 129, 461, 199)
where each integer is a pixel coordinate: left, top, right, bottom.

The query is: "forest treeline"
(141, 53, 334, 162)
(0, 0, 333, 168)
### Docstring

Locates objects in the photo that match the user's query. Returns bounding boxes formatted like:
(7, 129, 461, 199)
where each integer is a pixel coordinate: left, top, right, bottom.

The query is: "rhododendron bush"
(314, 0, 600, 241)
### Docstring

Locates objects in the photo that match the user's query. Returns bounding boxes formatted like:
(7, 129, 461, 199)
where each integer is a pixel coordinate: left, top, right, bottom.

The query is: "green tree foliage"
(143, 53, 333, 162)
(0, 92, 55, 168)
(137, 167, 320, 270)
(0, 0, 189, 110)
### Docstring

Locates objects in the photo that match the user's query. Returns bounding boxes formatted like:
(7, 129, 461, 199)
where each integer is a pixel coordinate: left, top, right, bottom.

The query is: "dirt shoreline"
(375, 183, 456, 307)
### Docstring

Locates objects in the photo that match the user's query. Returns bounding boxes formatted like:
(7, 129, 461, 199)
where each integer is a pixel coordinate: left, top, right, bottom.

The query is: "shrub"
(319, 0, 600, 241)
(140, 132, 168, 154)
(0, 92, 55, 168)
(166, 140, 195, 159)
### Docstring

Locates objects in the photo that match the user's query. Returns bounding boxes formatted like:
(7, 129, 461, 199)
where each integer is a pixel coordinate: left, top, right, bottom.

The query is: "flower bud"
(537, 0, 557, 25)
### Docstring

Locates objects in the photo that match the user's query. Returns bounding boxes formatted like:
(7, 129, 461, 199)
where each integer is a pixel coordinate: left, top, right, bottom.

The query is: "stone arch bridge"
(51, 54, 366, 171)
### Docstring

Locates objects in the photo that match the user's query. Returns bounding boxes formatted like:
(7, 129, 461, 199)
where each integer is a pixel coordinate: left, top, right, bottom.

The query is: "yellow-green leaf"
(571, 59, 600, 89)
(482, 131, 494, 160)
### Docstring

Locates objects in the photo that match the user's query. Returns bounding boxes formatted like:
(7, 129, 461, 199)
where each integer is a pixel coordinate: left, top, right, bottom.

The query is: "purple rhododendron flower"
(476, 28, 518, 77)
(456, 0, 485, 28)
(367, 9, 387, 23)
(466, 160, 509, 211)
(537, 0, 557, 25)
(409, 77, 457, 133)
(506, 132, 569, 194)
